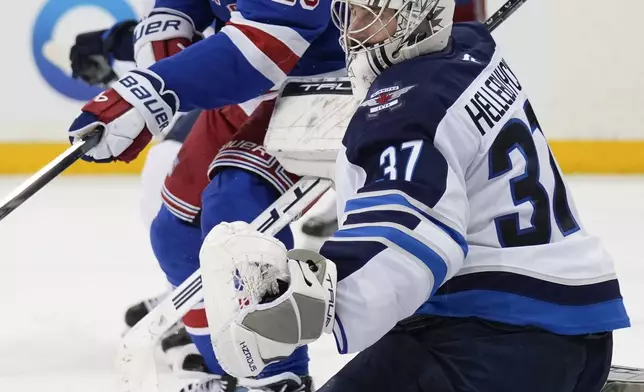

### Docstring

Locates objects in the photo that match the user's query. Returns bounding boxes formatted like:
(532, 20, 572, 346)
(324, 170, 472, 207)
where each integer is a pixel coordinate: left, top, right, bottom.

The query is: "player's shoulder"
(344, 23, 496, 155)
(356, 23, 497, 124)
(221, 0, 332, 31)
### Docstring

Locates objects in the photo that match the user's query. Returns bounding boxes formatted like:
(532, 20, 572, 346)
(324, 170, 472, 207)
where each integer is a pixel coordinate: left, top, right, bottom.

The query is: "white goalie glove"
(199, 222, 337, 378)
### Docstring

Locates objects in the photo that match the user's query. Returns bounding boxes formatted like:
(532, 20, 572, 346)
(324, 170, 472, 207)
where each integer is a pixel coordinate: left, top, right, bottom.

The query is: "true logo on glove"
(119, 75, 171, 130)
(239, 341, 257, 372)
(299, 82, 352, 93)
(325, 274, 335, 328)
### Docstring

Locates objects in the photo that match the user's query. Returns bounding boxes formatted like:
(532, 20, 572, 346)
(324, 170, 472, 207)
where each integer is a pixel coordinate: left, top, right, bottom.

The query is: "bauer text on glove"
(68, 69, 178, 163)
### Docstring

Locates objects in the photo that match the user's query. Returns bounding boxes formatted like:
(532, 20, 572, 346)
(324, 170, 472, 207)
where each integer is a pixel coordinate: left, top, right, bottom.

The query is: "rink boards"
(0, 140, 642, 175)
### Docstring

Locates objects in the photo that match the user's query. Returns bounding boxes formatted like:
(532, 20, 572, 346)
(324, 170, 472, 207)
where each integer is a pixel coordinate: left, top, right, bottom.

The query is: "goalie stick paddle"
(116, 176, 332, 392)
(0, 129, 102, 221)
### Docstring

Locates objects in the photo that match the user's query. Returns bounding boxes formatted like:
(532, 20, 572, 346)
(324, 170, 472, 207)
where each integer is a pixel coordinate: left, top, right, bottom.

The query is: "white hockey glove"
(133, 8, 199, 69)
(67, 69, 178, 163)
(199, 222, 337, 378)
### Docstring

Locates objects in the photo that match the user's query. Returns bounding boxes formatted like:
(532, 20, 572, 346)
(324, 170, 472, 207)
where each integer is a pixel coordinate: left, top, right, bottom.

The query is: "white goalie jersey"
(312, 23, 630, 354)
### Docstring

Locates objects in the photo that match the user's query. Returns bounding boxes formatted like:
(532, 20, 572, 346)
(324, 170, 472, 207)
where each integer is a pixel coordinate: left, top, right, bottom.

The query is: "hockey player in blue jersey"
(65, 0, 346, 390)
(66, 0, 344, 162)
(68, 20, 201, 326)
(195, 0, 631, 391)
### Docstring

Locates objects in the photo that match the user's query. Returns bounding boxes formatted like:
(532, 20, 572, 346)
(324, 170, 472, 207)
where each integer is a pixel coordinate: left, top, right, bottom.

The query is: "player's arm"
(320, 108, 476, 354)
(69, 0, 214, 86)
(133, 0, 215, 69)
(147, 3, 331, 111)
(67, 0, 330, 163)
(320, 94, 480, 353)
(152, 0, 215, 32)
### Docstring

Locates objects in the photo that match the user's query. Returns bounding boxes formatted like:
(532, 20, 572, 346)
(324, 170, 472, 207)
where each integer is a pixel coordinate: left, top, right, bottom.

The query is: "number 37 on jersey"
(377, 99, 580, 250)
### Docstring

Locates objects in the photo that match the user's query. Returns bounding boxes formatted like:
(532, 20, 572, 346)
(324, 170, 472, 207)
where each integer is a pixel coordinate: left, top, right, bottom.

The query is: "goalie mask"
(331, 0, 455, 100)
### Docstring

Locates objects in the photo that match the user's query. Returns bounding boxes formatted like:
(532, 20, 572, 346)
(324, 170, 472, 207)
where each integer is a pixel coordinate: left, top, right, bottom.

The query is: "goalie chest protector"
(264, 78, 359, 181)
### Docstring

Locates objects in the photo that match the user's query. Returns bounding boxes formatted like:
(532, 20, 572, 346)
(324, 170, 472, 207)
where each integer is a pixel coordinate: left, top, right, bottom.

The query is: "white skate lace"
(233, 262, 289, 308)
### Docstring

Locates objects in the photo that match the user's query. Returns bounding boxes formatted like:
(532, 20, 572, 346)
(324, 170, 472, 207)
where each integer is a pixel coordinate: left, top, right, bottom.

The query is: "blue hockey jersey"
(148, 0, 345, 111)
(320, 22, 630, 354)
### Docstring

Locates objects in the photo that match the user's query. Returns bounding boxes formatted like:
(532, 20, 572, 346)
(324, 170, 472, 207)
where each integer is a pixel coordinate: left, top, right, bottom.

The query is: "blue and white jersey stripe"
(322, 187, 468, 353)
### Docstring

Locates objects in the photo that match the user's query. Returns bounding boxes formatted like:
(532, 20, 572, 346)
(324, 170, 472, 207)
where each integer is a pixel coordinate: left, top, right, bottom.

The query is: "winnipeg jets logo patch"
(359, 84, 416, 116)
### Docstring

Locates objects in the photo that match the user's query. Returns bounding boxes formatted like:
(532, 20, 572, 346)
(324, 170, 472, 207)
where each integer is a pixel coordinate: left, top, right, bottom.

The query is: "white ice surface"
(0, 175, 642, 391)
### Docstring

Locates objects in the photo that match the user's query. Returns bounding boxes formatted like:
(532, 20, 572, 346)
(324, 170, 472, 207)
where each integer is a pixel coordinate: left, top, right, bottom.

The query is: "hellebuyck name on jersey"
(462, 58, 522, 135)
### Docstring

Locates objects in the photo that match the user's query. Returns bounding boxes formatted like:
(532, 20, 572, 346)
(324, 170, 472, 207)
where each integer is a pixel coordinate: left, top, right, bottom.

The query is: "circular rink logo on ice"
(32, 0, 137, 101)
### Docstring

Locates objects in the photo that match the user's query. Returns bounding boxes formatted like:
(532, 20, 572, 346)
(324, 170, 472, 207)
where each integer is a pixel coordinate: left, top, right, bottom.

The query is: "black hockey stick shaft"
(485, 0, 529, 32)
(0, 129, 102, 221)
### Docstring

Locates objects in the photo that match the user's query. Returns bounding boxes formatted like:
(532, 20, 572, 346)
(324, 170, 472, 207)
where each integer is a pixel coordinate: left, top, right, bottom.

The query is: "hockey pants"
(318, 315, 612, 392)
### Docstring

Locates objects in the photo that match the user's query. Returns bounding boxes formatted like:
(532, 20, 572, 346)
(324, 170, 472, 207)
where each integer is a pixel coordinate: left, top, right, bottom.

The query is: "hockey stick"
(0, 129, 102, 221)
(484, 0, 528, 32)
(0, 112, 185, 222)
(116, 176, 332, 392)
(604, 365, 644, 391)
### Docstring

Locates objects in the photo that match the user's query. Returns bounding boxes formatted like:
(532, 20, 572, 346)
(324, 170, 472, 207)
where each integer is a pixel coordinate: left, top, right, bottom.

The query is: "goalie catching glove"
(199, 222, 337, 378)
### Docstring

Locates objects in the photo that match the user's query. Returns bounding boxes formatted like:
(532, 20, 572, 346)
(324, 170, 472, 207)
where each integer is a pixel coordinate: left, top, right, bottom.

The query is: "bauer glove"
(133, 8, 200, 69)
(68, 69, 178, 163)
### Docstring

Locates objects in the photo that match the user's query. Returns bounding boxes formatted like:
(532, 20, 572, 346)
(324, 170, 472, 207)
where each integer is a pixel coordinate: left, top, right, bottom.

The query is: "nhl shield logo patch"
(359, 84, 417, 116)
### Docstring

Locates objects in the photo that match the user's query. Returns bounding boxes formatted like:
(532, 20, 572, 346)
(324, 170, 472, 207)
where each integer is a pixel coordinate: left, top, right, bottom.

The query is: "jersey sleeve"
(320, 94, 478, 354)
(148, 1, 331, 111)
(153, 0, 215, 32)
